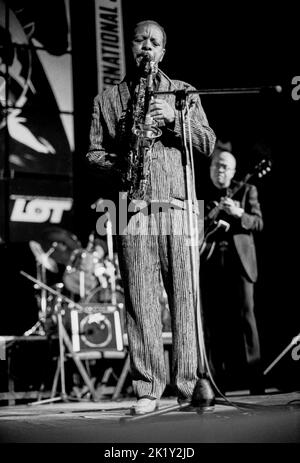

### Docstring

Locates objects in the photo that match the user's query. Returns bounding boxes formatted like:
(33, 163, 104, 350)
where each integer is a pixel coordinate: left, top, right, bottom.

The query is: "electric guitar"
(200, 158, 272, 260)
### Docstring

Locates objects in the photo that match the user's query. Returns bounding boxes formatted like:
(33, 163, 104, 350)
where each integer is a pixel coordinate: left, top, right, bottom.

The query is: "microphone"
(260, 85, 282, 94)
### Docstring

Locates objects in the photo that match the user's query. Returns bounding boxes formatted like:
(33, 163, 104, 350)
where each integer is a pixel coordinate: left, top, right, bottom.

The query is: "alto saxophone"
(127, 56, 162, 201)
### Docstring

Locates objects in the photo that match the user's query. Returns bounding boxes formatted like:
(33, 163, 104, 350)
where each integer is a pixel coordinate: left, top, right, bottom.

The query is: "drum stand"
(32, 295, 69, 404)
(25, 242, 58, 337)
(23, 262, 48, 336)
(20, 271, 98, 405)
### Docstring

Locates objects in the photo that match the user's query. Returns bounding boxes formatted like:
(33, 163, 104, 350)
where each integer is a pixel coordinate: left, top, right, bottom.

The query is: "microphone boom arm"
(153, 85, 282, 97)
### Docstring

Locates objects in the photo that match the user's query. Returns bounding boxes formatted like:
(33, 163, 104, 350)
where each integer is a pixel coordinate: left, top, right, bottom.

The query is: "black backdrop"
(1, 0, 299, 390)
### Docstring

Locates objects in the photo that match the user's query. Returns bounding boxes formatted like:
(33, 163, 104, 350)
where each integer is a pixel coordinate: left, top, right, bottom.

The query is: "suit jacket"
(86, 72, 216, 202)
(206, 181, 263, 282)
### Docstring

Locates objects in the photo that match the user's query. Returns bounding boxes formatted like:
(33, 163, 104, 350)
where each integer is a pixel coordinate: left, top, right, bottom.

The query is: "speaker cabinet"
(70, 303, 124, 352)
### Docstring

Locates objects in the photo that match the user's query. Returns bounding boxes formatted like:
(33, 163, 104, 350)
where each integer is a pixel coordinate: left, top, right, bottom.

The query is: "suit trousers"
(201, 243, 261, 385)
(117, 206, 199, 399)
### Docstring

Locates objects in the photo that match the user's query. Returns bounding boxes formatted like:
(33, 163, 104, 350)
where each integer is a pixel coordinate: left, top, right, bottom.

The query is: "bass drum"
(83, 285, 126, 333)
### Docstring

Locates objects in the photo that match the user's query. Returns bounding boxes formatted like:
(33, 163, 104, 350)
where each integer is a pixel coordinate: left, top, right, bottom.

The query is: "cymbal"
(29, 241, 58, 273)
(40, 227, 82, 266)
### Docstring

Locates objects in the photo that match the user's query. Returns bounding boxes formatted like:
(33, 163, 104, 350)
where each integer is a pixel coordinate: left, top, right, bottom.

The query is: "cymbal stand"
(20, 271, 99, 405)
(38, 292, 68, 404)
(24, 259, 48, 336)
(25, 243, 58, 336)
(79, 270, 86, 300)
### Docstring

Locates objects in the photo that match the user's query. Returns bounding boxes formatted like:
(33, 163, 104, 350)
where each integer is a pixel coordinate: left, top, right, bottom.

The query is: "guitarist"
(201, 149, 265, 394)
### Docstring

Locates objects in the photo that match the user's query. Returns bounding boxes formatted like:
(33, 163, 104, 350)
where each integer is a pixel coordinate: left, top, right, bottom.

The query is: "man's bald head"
(210, 150, 236, 189)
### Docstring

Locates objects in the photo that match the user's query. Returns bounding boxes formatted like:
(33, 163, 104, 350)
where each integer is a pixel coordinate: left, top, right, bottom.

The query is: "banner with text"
(94, 0, 126, 91)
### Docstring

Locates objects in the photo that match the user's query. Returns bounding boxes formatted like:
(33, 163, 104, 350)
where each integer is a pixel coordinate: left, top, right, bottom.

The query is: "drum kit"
(25, 218, 124, 337)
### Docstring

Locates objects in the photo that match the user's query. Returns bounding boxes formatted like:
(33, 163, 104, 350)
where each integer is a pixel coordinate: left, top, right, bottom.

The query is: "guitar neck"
(228, 172, 252, 198)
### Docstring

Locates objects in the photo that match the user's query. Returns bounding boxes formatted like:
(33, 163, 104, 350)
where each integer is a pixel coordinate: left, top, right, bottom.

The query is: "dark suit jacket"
(206, 181, 263, 282)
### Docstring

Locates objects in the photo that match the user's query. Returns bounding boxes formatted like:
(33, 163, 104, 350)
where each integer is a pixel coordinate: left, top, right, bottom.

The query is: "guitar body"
(200, 218, 230, 260)
(200, 158, 271, 261)
(200, 239, 216, 261)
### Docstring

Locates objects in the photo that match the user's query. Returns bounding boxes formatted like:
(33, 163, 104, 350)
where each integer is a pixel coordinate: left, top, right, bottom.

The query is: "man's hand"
(150, 98, 175, 125)
(220, 198, 244, 218)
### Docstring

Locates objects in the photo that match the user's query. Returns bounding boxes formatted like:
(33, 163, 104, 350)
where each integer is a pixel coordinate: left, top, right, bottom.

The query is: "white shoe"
(131, 398, 158, 415)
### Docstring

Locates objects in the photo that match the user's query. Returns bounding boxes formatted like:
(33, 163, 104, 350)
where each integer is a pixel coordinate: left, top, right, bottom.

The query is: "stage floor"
(0, 390, 299, 444)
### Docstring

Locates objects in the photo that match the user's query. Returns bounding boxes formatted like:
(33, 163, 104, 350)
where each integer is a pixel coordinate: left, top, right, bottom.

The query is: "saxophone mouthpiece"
(141, 53, 152, 61)
(138, 54, 154, 75)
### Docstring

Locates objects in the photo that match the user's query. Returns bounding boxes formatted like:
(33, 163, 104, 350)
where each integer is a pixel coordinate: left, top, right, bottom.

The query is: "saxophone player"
(87, 20, 216, 415)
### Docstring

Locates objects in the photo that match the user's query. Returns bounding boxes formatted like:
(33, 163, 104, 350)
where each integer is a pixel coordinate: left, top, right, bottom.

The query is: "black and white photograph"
(0, 0, 299, 451)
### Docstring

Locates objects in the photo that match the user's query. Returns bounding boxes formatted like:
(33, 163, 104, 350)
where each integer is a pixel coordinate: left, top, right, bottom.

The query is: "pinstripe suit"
(87, 71, 216, 400)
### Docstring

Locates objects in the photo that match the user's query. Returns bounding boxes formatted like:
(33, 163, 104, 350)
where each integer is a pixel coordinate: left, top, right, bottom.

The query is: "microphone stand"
(121, 88, 213, 423)
(154, 85, 282, 96)
(263, 333, 300, 376)
(120, 84, 282, 422)
(175, 89, 207, 375)
(20, 271, 99, 405)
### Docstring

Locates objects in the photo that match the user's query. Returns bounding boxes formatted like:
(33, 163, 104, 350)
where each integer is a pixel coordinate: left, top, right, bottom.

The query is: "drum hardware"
(25, 241, 59, 336)
(20, 270, 99, 405)
(79, 232, 96, 299)
(64, 244, 107, 297)
(63, 222, 121, 307)
(26, 227, 82, 336)
(82, 219, 126, 336)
